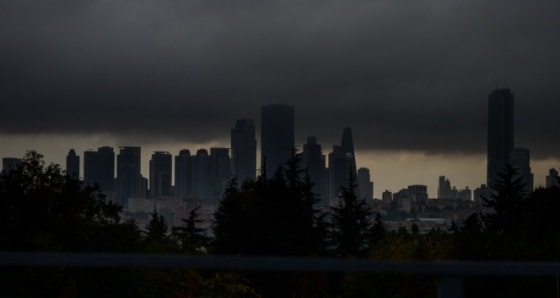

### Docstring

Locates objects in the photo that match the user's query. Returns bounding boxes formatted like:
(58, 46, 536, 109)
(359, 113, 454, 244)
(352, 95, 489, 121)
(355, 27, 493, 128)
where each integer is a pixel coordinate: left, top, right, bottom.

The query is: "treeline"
(0, 151, 559, 297)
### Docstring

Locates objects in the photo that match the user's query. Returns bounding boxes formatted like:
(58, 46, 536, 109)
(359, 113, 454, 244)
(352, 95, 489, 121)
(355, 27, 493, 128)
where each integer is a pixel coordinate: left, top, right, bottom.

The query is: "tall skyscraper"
(175, 149, 193, 199)
(357, 167, 373, 200)
(83, 146, 115, 193)
(66, 149, 80, 179)
(192, 149, 214, 201)
(231, 118, 256, 183)
(303, 136, 326, 205)
(509, 147, 533, 194)
(116, 146, 142, 205)
(487, 88, 514, 188)
(341, 127, 357, 178)
(437, 176, 452, 199)
(261, 104, 294, 177)
(149, 151, 172, 198)
(211, 147, 231, 199)
(328, 145, 347, 204)
(546, 168, 559, 188)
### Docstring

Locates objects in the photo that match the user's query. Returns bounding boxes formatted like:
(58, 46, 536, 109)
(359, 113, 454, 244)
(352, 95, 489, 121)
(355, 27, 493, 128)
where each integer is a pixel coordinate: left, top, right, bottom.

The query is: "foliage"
(0, 151, 132, 252)
(172, 206, 210, 254)
(329, 172, 373, 258)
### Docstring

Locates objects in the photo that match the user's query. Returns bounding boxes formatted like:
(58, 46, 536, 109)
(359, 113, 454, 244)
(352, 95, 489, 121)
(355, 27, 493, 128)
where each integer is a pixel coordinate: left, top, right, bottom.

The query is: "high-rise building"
(231, 118, 256, 183)
(341, 127, 357, 178)
(261, 104, 294, 177)
(115, 146, 143, 205)
(437, 176, 452, 199)
(192, 149, 214, 201)
(328, 145, 348, 205)
(175, 149, 193, 199)
(546, 168, 559, 188)
(382, 190, 392, 204)
(357, 167, 373, 200)
(2, 157, 21, 174)
(149, 151, 172, 198)
(83, 146, 115, 193)
(458, 187, 472, 201)
(211, 148, 231, 199)
(473, 184, 489, 205)
(66, 149, 80, 179)
(509, 147, 533, 193)
(303, 136, 326, 204)
(487, 88, 514, 189)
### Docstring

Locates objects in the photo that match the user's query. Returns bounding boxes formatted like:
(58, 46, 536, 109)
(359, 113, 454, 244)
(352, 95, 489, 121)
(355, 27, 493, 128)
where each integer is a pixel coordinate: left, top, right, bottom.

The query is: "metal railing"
(1, 252, 559, 298)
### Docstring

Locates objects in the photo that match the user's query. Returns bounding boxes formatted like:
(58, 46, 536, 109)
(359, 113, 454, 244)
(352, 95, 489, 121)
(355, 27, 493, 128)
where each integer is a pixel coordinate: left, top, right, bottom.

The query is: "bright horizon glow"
(2, 133, 557, 199)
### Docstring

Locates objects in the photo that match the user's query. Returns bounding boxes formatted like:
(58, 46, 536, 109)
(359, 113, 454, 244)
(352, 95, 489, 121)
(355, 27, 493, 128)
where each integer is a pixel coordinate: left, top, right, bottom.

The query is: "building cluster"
(2, 90, 559, 233)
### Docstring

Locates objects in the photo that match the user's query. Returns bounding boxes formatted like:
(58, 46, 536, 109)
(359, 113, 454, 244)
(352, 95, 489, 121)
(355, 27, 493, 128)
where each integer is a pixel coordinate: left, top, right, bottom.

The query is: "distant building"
(546, 168, 559, 188)
(261, 104, 294, 177)
(473, 184, 489, 205)
(115, 146, 143, 205)
(192, 149, 214, 202)
(231, 118, 256, 183)
(357, 167, 373, 201)
(66, 149, 80, 179)
(2, 157, 21, 174)
(328, 145, 348, 205)
(457, 187, 472, 201)
(175, 149, 193, 199)
(382, 190, 392, 204)
(149, 151, 172, 197)
(438, 176, 452, 199)
(407, 185, 428, 204)
(211, 147, 231, 199)
(303, 136, 327, 205)
(84, 146, 115, 193)
(341, 127, 357, 178)
(487, 88, 514, 189)
(509, 147, 533, 194)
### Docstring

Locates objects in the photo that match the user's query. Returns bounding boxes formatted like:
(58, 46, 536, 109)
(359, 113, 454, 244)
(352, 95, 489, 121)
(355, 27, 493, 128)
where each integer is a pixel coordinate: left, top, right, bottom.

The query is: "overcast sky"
(1, 0, 559, 197)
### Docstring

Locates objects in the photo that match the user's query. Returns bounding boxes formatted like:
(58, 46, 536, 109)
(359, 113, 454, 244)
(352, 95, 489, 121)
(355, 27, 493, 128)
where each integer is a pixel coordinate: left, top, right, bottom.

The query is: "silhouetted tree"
(370, 213, 387, 245)
(173, 206, 209, 254)
(482, 164, 527, 236)
(329, 172, 373, 258)
(144, 210, 168, 249)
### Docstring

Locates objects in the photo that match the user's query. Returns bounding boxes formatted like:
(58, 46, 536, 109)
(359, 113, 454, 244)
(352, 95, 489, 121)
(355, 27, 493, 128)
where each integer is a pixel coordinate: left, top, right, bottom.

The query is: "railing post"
(438, 276, 463, 298)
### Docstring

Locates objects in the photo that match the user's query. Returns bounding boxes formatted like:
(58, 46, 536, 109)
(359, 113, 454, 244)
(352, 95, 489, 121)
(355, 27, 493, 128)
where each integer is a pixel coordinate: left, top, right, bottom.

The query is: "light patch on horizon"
(1, 134, 558, 200)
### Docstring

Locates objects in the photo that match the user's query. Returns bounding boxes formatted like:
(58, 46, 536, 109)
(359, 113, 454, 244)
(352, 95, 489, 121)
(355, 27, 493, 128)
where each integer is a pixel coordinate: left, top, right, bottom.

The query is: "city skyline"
(1, 0, 560, 198)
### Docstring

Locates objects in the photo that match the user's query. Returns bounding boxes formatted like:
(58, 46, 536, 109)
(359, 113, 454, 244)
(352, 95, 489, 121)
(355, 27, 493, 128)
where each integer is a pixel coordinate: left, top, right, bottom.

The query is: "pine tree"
(330, 172, 373, 258)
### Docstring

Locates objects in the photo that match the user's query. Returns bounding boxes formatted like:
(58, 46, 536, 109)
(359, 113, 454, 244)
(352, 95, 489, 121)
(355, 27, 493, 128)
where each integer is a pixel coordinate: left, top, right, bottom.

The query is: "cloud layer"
(2, 0, 559, 158)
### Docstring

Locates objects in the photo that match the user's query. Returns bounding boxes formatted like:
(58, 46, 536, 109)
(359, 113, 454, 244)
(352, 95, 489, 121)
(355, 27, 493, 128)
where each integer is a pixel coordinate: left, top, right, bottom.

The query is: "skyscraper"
(546, 168, 559, 188)
(487, 88, 514, 188)
(328, 145, 347, 204)
(357, 167, 373, 200)
(438, 176, 452, 199)
(83, 146, 115, 193)
(175, 149, 193, 199)
(115, 146, 142, 205)
(211, 147, 231, 199)
(149, 151, 172, 197)
(192, 149, 214, 201)
(303, 136, 326, 205)
(509, 147, 533, 194)
(66, 149, 80, 179)
(261, 104, 294, 177)
(231, 118, 256, 183)
(341, 127, 357, 178)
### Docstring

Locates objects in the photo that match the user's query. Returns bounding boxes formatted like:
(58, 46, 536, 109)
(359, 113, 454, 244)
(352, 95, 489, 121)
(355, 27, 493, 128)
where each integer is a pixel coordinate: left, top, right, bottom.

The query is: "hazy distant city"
(3, 91, 559, 233)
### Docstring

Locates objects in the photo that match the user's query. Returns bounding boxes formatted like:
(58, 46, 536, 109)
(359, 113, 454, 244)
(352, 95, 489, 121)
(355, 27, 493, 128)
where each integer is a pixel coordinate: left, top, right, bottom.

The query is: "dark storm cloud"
(1, 0, 559, 158)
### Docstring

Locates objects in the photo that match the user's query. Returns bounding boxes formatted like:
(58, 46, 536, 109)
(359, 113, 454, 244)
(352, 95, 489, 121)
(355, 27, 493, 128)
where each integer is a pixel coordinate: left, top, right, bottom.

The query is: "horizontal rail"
(0, 252, 558, 277)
